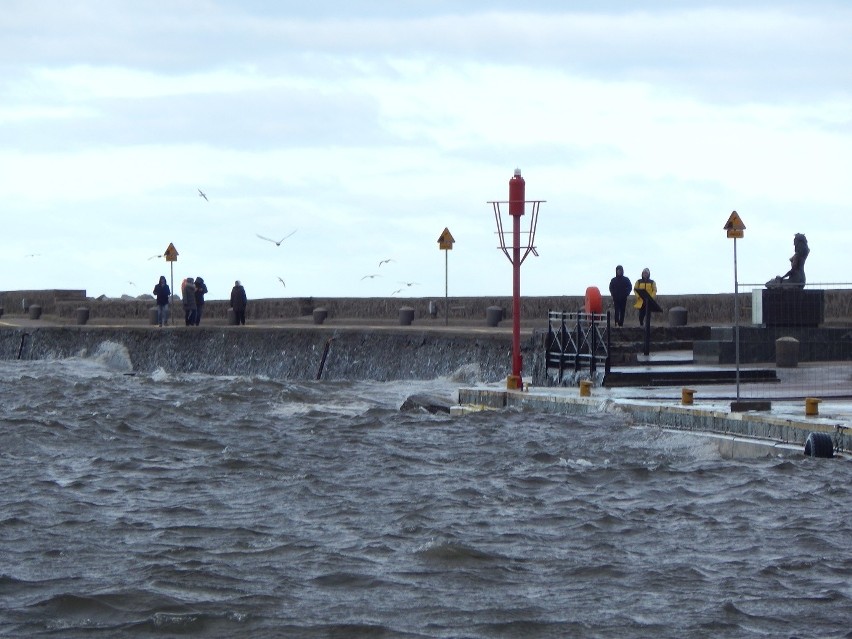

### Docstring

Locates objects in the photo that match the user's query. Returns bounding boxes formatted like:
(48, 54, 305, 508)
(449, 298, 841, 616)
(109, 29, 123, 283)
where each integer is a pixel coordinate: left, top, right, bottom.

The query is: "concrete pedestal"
(29, 305, 42, 320)
(762, 288, 824, 327)
(75, 307, 90, 325)
(313, 308, 328, 325)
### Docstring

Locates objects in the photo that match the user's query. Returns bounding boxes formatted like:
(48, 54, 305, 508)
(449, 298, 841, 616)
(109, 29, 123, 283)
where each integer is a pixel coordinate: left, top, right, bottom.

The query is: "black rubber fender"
(804, 432, 834, 458)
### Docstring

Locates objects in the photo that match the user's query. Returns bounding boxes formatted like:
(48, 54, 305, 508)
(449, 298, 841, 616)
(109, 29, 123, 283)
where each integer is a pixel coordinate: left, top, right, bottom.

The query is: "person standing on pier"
(230, 280, 247, 325)
(608, 265, 632, 327)
(193, 276, 208, 325)
(182, 276, 197, 326)
(633, 267, 657, 327)
(153, 275, 171, 327)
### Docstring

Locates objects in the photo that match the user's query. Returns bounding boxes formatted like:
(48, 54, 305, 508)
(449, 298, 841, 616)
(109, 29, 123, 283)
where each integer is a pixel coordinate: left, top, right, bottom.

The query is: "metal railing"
(545, 311, 611, 382)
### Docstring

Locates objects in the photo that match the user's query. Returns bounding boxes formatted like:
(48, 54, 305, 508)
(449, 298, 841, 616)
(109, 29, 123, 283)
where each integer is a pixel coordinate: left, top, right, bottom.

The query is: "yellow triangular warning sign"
(164, 243, 179, 262)
(724, 211, 745, 231)
(437, 227, 455, 250)
(724, 211, 745, 238)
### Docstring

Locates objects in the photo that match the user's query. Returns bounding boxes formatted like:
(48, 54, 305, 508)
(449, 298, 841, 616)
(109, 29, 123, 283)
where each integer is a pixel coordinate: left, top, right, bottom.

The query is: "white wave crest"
(91, 341, 133, 373)
(150, 366, 170, 382)
(444, 363, 481, 384)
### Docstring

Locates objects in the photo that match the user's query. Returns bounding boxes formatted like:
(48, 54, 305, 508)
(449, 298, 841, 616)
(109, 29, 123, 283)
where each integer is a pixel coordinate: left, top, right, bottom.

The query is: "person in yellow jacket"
(633, 267, 657, 326)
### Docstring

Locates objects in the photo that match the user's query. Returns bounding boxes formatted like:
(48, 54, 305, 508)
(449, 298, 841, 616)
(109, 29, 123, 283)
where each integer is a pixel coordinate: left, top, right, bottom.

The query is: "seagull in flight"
(361, 274, 380, 280)
(277, 277, 286, 287)
(398, 281, 419, 287)
(391, 288, 403, 295)
(256, 230, 297, 246)
(378, 258, 394, 267)
(198, 188, 208, 201)
(147, 254, 162, 260)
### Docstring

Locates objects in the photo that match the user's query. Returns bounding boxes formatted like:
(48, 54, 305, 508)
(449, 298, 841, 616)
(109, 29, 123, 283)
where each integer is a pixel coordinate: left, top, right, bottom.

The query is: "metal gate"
(545, 311, 611, 381)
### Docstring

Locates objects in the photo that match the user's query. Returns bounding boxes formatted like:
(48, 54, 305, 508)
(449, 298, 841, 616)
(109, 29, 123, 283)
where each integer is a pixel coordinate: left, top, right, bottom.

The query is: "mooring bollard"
(227, 308, 238, 325)
(75, 307, 90, 325)
(399, 307, 415, 326)
(682, 387, 696, 405)
(149, 307, 159, 325)
(579, 380, 593, 397)
(805, 397, 822, 416)
(28, 305, 42, 320)
(669, 306, 688, 327)
(485, 306, 503, 327)
(313, 308, 328, 325)
(775, 336, 799, 368)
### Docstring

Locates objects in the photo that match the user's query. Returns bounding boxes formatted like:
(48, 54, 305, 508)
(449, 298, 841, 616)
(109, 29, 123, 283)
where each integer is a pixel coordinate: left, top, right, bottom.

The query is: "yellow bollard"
(805, 397, 822, 416)
(579, 380, 593, 397)
(681, 388, 696, 405)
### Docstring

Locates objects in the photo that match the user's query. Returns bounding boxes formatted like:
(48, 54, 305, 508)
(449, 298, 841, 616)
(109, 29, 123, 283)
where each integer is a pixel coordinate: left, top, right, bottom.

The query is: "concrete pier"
(457, 385, 851, 457)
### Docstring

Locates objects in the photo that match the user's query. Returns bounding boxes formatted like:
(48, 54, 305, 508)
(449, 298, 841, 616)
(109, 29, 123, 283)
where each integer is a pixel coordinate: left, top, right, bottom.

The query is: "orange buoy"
(584, 286, 602, 314)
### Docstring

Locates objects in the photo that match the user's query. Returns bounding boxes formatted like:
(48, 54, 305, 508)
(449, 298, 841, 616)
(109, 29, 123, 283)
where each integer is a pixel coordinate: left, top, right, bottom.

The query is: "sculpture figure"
(766, 233, 809, 289)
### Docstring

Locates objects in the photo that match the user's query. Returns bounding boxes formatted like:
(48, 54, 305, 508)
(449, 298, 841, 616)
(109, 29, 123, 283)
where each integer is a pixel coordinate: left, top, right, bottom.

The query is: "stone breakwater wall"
(0, 326, 533, 383)
(4, 290, 852, 326)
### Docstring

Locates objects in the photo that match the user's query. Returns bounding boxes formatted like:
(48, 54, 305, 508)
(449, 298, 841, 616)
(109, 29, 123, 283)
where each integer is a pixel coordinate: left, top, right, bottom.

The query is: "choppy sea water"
(1, 344, 850, 638)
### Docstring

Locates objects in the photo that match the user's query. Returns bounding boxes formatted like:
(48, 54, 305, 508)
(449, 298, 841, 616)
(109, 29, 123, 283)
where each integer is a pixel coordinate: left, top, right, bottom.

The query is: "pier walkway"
(457, 358, 852, 458)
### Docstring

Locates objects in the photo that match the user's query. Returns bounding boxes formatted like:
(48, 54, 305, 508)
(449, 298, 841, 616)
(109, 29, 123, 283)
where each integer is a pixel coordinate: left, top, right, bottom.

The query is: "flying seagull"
(391, 288, 403, 295)
(361, 274, 380, 280)
(399, 281, 419, 287)
(378, 258, 394, 267)
(198, 189, 208, 201)
(277, 277, 286, 287)
(147, 254, 162, 260)
(256, 230, 297, 246)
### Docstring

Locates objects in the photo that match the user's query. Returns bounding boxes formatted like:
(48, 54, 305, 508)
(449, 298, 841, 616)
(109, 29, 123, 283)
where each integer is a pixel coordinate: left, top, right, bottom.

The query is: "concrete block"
(668, 306, 688, 326)
(399, 307, 415, 326)
(775, 336, 799, 368)
(486, 306, 503, 327)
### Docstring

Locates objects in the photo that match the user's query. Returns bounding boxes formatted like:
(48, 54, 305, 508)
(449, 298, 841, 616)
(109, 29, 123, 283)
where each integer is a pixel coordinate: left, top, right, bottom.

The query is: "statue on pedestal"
(766, 233, 809, 289)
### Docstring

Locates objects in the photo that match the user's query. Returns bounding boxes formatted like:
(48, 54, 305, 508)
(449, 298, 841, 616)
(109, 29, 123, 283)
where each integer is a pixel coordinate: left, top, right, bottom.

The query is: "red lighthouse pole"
(508, 169, 525, 389)
(490, 169, 543, 390)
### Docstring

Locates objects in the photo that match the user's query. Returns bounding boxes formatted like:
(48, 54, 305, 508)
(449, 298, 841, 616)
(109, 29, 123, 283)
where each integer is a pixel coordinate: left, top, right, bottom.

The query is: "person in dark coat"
(230, 280, 247, 325)
(153, 275, 171, 327)
(193, 276, 208, 326)
(182, 276, 197, 326)
(608, 265, 632, 327)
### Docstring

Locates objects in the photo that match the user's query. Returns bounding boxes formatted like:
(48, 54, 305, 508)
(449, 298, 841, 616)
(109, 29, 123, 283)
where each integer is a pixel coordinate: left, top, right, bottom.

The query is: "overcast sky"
(2, 1, 851, 301)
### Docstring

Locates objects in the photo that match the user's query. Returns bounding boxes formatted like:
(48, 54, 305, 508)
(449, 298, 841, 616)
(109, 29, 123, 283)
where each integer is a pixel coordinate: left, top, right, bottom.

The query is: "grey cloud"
(5, 2, 851, 102)
(2, 85, 394, 152)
